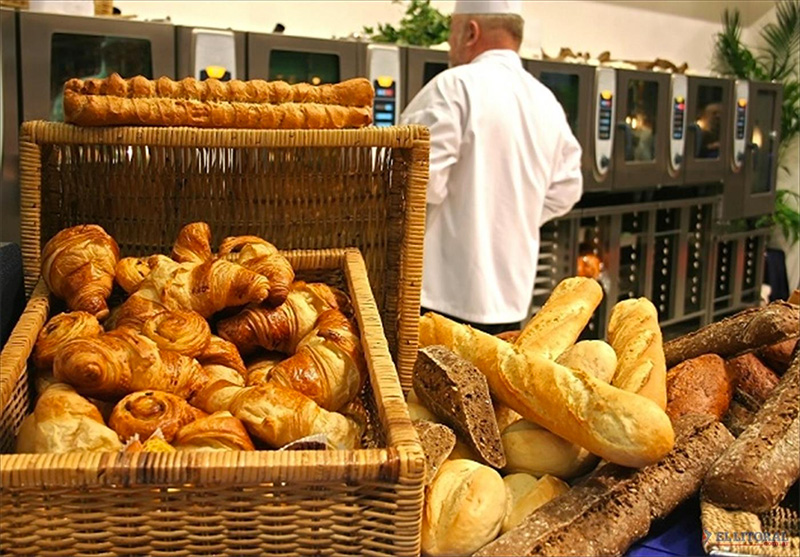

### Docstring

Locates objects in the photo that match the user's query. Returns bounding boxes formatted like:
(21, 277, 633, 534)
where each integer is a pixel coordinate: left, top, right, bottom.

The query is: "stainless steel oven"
(722, 80, 782, 220)
(18, 11, 174, 122)
(1, 8, 19, 244)
(404, 46, 449, 110)
(684, 76, 732, 185)
(357, 43, 405, 126)
(247, 33, 359, 86)
(176, 26, 246, 81)
(525, 60, 616, 192)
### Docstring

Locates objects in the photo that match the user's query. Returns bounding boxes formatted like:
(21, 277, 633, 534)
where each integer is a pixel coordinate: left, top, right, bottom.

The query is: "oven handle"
(687, 122, 702, 158)
(617, 121, 633, 160)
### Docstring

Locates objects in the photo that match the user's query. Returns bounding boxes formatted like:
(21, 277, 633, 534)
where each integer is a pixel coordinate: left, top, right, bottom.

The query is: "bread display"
(40, 224, 120, 320)
(413, 420, 456, 484)
(702, 350, 800, 513)
(665, 354, 735, 421)
(412, 346, 506, 468)
(63, 73, 374, 129)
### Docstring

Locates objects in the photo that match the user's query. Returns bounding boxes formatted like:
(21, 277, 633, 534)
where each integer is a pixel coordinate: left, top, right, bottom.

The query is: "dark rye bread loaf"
(412, 346, 506, 468)
(703, 349, 800, 513)
(757, 338, 799, 375)
(663, 301, 800, 368)
(412, 420, 456, 485)
(722, 400, 756, 437)
(727, 353, 780, 409)
(475, 414, 734, 557)
(666, 354, 735, 421)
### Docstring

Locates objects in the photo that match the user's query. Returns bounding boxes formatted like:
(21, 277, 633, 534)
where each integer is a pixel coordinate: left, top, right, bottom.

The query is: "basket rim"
(0, 248, 424, 488)
(20, 120, 431, 148)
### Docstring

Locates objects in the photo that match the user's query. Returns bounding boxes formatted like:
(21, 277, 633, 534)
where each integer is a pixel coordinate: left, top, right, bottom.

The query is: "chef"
(400, 0, 583, 334)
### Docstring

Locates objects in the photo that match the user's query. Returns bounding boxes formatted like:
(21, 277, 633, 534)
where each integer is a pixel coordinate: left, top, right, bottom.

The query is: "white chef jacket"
(400, 49, 583, 324)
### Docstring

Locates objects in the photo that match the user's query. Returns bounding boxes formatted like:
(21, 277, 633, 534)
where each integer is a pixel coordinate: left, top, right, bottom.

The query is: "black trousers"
(420, 307, 520, 335)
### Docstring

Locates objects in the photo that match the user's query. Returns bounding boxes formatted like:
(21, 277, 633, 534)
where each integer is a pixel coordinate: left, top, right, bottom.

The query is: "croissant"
(41, 224, 120, 320)
(267, 310, 366, 411)
(141, 309, 211, 358)
(217, 281, 348, 355)
(245, 352, 285, 387)
(218, 236, 295, 306)
(115, 255, 171, 294)
(172, 222, 213, 264)
(109, 390, 207, 442)
(53, 328, 209, 401)
(32, 311, 104, 371)
(173, 411, 255, 451)
(191, 380, 361, 449)
(15, 383, 123, 453)
(197, 335, 248, 377)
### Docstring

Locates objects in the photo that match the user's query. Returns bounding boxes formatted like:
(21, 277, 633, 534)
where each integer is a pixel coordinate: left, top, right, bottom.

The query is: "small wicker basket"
(701, 501, 800, 557)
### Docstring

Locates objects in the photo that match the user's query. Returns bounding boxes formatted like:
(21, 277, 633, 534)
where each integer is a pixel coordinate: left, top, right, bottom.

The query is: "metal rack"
(709, 224, 770, 320)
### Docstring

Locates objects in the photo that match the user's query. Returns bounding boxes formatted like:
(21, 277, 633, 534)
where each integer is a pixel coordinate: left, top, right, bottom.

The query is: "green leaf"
(362, 0, 451, 47)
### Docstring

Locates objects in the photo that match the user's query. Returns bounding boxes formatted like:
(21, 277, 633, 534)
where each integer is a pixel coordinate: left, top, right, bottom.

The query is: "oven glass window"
(625, 80, 659, 162)
(540, 72, 579, 134)
(750, 89, 777, 194)
(269, 50, 339, 85)
(51, 33, 152, 122)
(423, 62, 448, 85)
(695, 85, 724, 159)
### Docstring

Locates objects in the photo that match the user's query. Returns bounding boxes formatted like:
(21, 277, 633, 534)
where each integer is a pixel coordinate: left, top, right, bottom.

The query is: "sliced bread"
(413, 420, 456, 484)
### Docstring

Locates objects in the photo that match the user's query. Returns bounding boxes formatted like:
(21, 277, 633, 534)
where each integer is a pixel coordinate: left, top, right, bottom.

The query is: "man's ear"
(465, 19, 480, 47)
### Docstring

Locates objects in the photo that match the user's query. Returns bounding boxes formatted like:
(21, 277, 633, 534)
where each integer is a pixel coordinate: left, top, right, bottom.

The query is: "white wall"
(115, 0, 729, 73)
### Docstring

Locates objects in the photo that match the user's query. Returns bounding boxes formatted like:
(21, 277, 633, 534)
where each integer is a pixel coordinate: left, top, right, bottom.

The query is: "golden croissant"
(219, 236, 295, 306)
(246, 352, 285, 387)
(110, 390, 207, 442)
(32, 311, 104, 371)
(217, 281, 348, 355)
(191, 380, 361, 449)
(141, 309, 212, 358)
(173, 411, 255, 451)
(41, 224, 120, 320)
(172, 222, 213, 264)
(267, 309, 366, 412)
(115, 254, 171, 294)
(197, 335, 248, 377)
(15, 383, 123, 453)
(53, 328, 209, 401)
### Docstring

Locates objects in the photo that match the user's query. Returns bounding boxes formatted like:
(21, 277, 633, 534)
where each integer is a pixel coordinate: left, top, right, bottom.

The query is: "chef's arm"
(541, 131, 583, 223)
(400, 79, 464, 205)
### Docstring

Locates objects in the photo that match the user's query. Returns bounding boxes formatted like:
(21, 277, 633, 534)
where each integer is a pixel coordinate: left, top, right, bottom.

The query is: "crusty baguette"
(514, 277, 603, 359)
(663, 301, 800, 368)
(419, 312, 675, 468)
(702, 348, 800, 513)
(556, 340, 617, 383)
(607, 298, 667, 408)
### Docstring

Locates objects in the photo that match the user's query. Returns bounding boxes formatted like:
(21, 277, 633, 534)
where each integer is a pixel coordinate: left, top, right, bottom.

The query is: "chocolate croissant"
(32, 311, 104, 371)
(110, 390, 207, 442)
(141, 309, 212, 358)
(173, 411, 255, 451)
(218, 236, 295, 306)
(41, 224, 120, 320)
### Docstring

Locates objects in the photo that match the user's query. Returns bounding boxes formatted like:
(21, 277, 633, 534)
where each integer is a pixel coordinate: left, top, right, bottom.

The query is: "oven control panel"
(193, 29, 236, 81)
(594, 67, 616, 175)
(732, 80, 749, 169)
(367, 44, 401, 127)
(669, 74, 687, 171)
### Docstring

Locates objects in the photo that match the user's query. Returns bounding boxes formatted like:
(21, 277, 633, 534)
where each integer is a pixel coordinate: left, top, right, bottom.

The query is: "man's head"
(448, 0, 524, 67)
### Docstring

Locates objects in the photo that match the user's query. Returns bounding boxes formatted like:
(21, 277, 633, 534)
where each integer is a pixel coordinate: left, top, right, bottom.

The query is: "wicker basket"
(0, 248, 425, 557)
(701, 501, 800, 557)
(18, 121, 428, 391)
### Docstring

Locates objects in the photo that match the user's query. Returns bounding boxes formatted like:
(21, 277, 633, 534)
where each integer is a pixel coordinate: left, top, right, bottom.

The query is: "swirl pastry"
(218, 236, 295, 306)
(32, 311, 104, 371)
(41, 224, 120, 320)
(173, 411, 255, 451)
(141, 309, 211, 358)
(110, 390, 207, 442)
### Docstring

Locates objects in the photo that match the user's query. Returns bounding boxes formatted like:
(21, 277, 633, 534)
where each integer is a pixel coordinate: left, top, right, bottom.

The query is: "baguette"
(607, 298, 667, 408)
(419, 312, 675, 468)
(702, 348, 800, 513)
(663, 301, 800, 368)
(514, 277, 603, 359)
(555, 340, 617, 383)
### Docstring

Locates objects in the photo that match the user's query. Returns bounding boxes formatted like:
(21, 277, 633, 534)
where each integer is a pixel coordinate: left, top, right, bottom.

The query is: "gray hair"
(471, 14, 524, 45)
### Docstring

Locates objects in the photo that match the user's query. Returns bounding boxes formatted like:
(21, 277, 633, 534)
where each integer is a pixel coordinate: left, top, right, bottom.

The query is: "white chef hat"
(453, 0, 523, 15)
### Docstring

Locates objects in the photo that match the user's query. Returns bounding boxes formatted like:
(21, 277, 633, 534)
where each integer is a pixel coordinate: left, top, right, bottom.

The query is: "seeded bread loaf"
(413, 420, 456, 484)
(665, 354, 735, 421)
(727, 353, 780, 408)
(756, 338, 798, 375)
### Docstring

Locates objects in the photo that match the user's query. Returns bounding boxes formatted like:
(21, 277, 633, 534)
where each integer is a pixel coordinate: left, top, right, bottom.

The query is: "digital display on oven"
(736, 99, 747, 140)
(373, 77, 396, 127)
(598, 91, 613, 140)
(672, 96, 685, 140)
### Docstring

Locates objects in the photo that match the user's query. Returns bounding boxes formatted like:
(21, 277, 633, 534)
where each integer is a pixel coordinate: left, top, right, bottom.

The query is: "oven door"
(612, 70, 671, 190)
(176, 27, 246, 81)
(404, 46, 449, 111)
(19, 11, 175, 122)
(684, 76, 732, 185)
(1, 8, 20, 244)
(741, 81, 782, 218)
(247, 34, 358, 85)
(526, 60, 606, 192)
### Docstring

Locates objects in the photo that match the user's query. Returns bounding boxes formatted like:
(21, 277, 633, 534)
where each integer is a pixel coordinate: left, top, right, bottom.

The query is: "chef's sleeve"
(399, 76, 464, 206)
(541, 128, 583, 223)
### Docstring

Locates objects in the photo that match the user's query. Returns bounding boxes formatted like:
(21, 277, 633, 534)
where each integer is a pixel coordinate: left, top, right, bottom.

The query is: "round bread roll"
(422, 459, 507, 556)
(502, 473, 570, 534)
(502, 420, 599, 479)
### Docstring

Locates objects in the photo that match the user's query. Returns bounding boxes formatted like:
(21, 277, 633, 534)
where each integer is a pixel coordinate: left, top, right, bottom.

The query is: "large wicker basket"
(0, 248, 425, 556)
(18, 121, 428, 391)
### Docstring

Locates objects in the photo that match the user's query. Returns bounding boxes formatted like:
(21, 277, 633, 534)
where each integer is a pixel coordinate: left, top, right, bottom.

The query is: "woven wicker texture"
(18, 121, 429, 391)
(702, 501, 800, 557)
(0, 248, 425, 557)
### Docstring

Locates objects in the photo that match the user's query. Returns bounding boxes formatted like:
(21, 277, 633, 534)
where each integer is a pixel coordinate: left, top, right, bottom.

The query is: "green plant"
(713, 0, 800, 245)
(363, 0, 451, 47)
